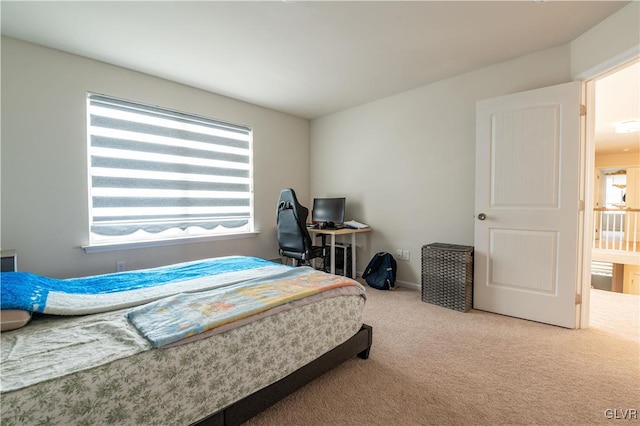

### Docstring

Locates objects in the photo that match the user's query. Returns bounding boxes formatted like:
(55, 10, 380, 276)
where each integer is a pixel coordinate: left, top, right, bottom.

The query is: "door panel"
(491, 105, 559, 207)
(490, 229, 557, 294)
(474, 81, 581, 328)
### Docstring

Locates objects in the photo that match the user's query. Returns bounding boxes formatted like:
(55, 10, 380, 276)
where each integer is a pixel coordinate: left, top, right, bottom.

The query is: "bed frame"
(194, 323, 372, 426)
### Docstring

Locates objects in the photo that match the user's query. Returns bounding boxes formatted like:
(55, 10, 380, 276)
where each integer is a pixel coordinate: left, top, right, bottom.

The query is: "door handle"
(477, 213, 486, 220)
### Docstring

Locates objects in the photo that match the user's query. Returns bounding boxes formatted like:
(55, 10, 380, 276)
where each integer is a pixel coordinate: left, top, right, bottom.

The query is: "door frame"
(576, 45, 640, 329)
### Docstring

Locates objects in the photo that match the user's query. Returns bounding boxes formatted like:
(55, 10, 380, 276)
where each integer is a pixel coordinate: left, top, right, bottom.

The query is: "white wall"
(570, 1, 640, 78)
(310, 45, 573, 286)
(310, 1, 639, 288)
(595, 152, 640, 169)
(1, 37, 310, 278)
(3, 1, 636, 281)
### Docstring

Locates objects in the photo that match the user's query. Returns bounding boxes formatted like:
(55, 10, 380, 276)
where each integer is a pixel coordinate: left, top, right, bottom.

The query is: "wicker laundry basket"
(421, 243, 474, 312)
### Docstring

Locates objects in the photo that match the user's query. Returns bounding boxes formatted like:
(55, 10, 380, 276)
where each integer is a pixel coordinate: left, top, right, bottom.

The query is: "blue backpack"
(362, 252, 397, 290)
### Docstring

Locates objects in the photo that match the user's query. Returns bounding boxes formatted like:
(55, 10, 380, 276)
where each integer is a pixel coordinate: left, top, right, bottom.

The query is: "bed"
(0, 256, 372, 425)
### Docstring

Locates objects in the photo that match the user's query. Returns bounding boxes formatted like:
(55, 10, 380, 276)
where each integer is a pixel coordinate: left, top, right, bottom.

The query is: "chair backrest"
(276, 188, 314, 260)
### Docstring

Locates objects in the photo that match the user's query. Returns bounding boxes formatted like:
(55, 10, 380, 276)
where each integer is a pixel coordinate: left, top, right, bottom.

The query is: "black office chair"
(276, 188, 325, 266)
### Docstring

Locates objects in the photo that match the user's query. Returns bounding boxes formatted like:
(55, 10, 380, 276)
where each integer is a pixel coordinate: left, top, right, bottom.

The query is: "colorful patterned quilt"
(127, 266, 365, 347)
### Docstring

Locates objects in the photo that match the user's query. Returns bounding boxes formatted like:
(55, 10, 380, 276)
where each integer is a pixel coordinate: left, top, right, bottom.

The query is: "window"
(87, 93, 253, 246)
(603, 169, 626, 208)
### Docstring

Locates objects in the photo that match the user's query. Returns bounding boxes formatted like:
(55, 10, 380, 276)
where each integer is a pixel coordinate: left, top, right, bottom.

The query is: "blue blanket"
(0, 256, 289, 315)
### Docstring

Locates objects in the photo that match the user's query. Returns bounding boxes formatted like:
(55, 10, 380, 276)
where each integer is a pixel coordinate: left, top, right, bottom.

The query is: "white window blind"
(87, 93, 253, 245)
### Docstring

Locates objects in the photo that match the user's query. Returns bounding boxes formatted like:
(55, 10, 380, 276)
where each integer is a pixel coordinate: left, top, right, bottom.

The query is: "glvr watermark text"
(604, 408, 638, 420)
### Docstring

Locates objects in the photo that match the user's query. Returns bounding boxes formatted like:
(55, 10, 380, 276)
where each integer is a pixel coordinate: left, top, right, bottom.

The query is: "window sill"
(82, 231, 260, 254)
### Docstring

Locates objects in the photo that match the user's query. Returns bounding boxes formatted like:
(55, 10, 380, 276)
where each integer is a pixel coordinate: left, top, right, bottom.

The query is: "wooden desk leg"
(351, 233, 357, 278)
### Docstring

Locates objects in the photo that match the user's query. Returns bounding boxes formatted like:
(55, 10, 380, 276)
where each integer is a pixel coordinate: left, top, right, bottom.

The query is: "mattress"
(1, 295, 364, 425)
(0, 257, 367, 425)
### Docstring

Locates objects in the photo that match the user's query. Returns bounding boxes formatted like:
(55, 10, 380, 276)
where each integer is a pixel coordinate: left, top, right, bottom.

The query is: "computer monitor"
(312, 197, 346, 228)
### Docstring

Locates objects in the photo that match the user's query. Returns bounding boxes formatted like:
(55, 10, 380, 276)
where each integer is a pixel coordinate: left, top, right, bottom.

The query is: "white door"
(474, 81, 582, 328)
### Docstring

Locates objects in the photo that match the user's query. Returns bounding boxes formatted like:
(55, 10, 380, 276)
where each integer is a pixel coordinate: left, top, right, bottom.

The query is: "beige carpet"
(244, 287, 640, 426)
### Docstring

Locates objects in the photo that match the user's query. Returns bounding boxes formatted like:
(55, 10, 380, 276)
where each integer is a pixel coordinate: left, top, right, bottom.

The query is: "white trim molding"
(574, 44, 640, 81)
(83, 231, 259, 253)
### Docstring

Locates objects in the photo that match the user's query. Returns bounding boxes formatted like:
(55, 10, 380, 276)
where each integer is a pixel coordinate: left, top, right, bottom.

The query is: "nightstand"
(1, 249, 17, 272)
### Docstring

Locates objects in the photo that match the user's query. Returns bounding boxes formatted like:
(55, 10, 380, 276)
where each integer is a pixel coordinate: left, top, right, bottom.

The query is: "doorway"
(584, 58, 640, 330)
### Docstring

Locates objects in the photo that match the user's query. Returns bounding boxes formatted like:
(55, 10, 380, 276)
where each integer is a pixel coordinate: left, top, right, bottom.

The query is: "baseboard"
(395, 280, 420, 291)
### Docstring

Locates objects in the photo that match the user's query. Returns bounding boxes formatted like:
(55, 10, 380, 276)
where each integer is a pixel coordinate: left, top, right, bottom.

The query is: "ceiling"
(2, 1, 637, 155)
(1, 1, 630, 120)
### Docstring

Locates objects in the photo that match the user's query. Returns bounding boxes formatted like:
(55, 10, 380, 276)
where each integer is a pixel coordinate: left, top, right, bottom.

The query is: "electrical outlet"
(116, 261, 126, 272)
(396, 249, 403, 260)
(402, 250, 410, 261)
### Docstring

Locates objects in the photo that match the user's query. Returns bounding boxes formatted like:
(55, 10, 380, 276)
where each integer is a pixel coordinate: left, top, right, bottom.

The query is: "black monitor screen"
(312, 197, 346, 226)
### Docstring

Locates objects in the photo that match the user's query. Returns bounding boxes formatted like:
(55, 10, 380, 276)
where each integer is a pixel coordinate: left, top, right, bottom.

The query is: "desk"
(308, 227, 372, 277)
